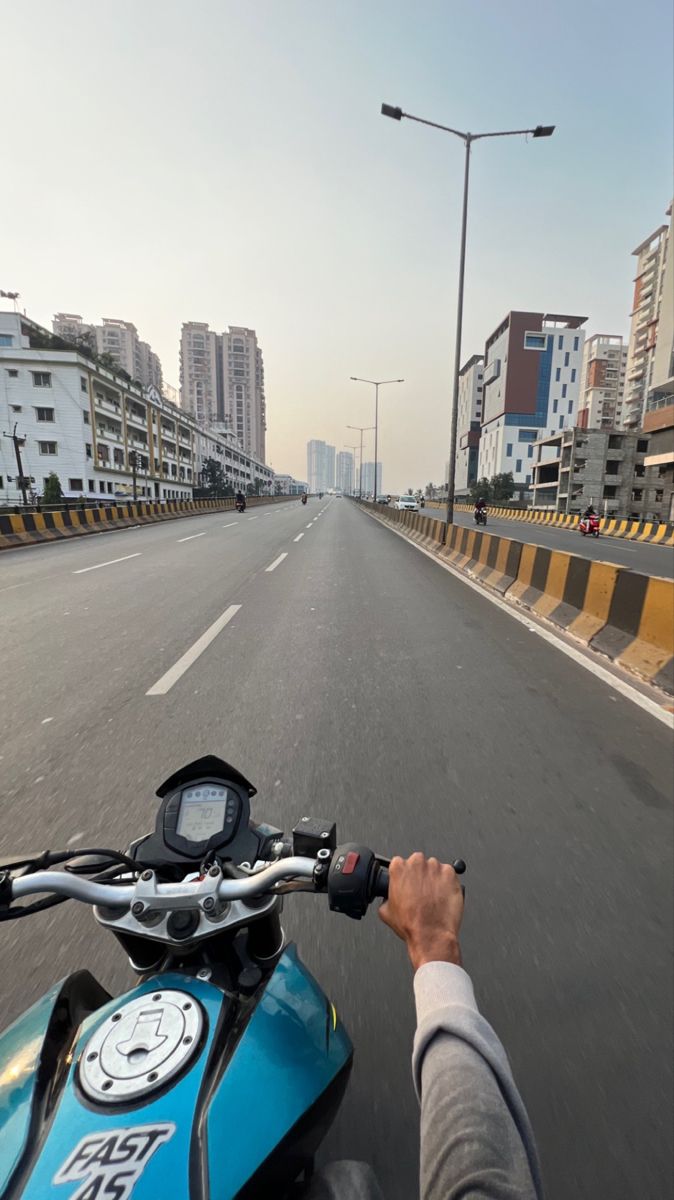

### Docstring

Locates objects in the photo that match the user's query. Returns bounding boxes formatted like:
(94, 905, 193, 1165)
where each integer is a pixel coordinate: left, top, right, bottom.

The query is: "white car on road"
(396, 495, 419, 511)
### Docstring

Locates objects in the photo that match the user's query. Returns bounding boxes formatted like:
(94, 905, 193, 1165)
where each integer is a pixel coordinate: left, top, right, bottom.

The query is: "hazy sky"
(3, 0, 672, 490)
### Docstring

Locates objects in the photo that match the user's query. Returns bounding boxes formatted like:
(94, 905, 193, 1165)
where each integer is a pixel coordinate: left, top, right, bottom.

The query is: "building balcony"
(94, 392, 122, 415)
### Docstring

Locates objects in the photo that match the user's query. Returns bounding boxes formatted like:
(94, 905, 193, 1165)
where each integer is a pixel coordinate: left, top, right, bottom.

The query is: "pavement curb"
(359, 502, 674, 695)
(0, 496, 296, 551)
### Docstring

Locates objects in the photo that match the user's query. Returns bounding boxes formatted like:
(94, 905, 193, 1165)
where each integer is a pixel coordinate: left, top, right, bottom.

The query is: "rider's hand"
(379, 852, 464, 972)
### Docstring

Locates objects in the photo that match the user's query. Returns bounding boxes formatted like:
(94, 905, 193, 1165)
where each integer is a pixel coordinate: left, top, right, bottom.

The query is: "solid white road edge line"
(146, 604, 241, 696)
(178, 532, 206, 543)
(266, 552, 288, 573)
(374, 518, 674, 729)
(293, 533, 304, 542)
(73, 553, 142, 574)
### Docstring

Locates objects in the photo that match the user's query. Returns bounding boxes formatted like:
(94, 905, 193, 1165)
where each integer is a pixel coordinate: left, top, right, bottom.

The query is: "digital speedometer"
(176, 786, 233, 842)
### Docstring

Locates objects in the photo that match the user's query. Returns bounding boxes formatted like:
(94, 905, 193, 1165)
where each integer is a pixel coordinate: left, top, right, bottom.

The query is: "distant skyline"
(2, 0, 672, 492)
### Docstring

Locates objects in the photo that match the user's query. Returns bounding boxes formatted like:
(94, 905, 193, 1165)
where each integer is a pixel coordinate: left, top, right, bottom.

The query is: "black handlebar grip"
(371, 864, 389, 901)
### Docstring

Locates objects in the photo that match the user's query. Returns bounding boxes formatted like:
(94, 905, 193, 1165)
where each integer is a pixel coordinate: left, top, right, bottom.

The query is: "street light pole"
(381, 104, 554, 526)
(346, 424, 374, 498)
(350, 377, 403, 499)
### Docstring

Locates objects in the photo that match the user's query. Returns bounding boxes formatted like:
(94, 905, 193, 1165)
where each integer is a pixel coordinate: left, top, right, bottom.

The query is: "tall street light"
(350, 377, 404, 500)
(346, 424, 374, 498)
(344, 444, 359, 496)
(381, 103, 554, 526)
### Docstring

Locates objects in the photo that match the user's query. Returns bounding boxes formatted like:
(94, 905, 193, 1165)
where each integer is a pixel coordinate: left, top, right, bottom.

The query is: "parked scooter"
(0, 754, 467, 1197)
(579, 513, 600, 537)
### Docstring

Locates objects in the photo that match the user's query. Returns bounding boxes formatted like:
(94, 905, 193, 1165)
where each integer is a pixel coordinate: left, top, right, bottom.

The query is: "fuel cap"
(79, 989, 203, 1103)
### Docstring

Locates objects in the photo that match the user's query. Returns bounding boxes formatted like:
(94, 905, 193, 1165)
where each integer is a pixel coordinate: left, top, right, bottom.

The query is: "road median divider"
(0, 495, 296, 551)
(358, 501, 674, 695)
(424, 501, 674, 545)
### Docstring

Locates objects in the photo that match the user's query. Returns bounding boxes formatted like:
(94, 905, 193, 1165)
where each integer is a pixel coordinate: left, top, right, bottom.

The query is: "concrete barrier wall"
(424, 501, 674, 545)
(0, 495, 296, 551)
(359, 501, 674, 695)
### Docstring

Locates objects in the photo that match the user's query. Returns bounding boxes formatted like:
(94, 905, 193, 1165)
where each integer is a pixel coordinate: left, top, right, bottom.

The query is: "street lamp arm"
(390, 109, 468, 140)
(472, 126, 555, 140)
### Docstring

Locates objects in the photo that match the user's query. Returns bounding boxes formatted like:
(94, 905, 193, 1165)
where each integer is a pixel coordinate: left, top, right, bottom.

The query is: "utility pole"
(3, 424, 28, 505)
(128, 450, 138, 502)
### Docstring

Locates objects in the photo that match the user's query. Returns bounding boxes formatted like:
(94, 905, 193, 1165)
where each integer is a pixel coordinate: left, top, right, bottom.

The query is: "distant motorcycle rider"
(582, 504, 595, 519)
(235, 490, 246, 512)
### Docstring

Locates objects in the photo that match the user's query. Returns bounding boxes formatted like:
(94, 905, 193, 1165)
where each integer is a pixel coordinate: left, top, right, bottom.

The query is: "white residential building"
(0, 313, 272, 504)
(52, 314, 163, 391)
(454, 354, 484, 493)
(622, 215, 670, 429)
(306, 440, 335, 492)
(577, 335, 627, 430)
(478, 312, 586, 488)
(179, 322, 267, 462)
(360, 461, 382, 496)
(335, 450, 354, 494)
(179, 322, 219, 427)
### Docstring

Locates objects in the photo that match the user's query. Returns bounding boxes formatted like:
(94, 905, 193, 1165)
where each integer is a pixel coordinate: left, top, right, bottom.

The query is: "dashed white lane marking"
(41, 717, 53, 725)
(73, 552, 142, 574)
(266, 552, 288, 573)
(372, 516, 674, 729)
(222, 522, 237, 529)
(306, 523, 314, 529)
(294, 533, 305, 542)
(178, 532, 206, 543)
(248, 516, 259, 521)
(146, 604, 242, 696)
(264, 513, 272, 517)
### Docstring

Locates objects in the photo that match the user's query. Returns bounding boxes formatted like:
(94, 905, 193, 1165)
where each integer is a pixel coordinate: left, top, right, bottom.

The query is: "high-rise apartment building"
(306, 440, 335, 492)
(643, 200, 674, 521)
(478, 312, 586, 487)
(360, 462, 382, 496)
(53, 314, 163, 391)
(577, 335, 627, 430)
(454, 354, 484, 493)
(180, 322, 266, 461)
(622, 216, 670, 429)
(335, 450, 354, 493)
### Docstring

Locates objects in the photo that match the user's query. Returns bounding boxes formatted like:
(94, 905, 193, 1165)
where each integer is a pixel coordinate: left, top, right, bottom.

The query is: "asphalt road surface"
(1, 498, 672, 1200)
(422, 505, 674, 578)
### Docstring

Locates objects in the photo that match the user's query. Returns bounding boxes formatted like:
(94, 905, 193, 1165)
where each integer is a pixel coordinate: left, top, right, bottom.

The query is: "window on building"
(80, 377, 88, 392)
(555, 367, 561, 382)
(32, 371, 52, 388)
(631, 488, 643, 501)
(634, 463, 645, 478)
(637, 438, 649, 452)
(571, 368, 576, 382)
(562, 384, 567, 399)
(88, 479, 95, 491)
(99, 481, 106, 493)
(608, 435, 623, 449)
(35, 406, 55, 421)
(107, 482, 114, 494)
(558, 335, 563, 350)
(38, 441, 57, 454)
(86, 443, 92, 459)
(603, 485, 617, 498)
(7, 369, 19, 378)
(515, 459, 522, 473)
(528, 445, 534, 457)
(553, 399, 558, 413)
(525, 473, 531, 485)
(524, 333, 548, 350)
(573, 336, 579, 351)
(568, 400, 573, 414)
(564, 352, 570, 367)
(0, 334, 13, 346)
(655, 489, 664, 501)
(559, 417, 565, 429)
(69, 478, 84, 491)
(506, 443, 513, 457)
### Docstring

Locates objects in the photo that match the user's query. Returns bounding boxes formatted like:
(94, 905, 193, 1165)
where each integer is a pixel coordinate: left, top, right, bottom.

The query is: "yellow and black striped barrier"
(425, 501, 674, 545)
(360, 502, 674, 695)
(0, 495, 296, 551)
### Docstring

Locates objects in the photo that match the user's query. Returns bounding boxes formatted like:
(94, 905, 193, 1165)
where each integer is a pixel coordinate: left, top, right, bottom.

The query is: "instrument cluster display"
(176, 785, 239, 843)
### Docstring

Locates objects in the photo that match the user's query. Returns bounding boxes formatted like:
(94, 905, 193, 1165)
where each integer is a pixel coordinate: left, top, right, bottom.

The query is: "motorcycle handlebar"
(9, 857, 317, 909)
(369, 858, 466, 904)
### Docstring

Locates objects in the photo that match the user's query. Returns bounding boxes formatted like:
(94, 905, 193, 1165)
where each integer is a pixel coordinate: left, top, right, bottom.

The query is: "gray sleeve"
(412, 963, 543, 1200)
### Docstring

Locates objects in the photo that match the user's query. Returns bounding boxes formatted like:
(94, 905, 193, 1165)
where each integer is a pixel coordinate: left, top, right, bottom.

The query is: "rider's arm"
(380, 854, 543, 1200)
